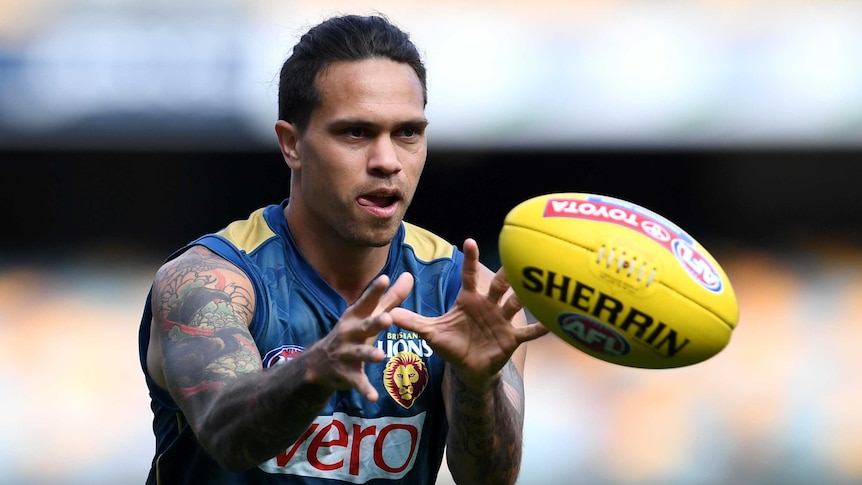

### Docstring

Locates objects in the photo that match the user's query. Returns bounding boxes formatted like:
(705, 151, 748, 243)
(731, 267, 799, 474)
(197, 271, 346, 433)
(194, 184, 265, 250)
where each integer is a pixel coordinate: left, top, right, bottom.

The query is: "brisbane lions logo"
(383, 351, 428, 409)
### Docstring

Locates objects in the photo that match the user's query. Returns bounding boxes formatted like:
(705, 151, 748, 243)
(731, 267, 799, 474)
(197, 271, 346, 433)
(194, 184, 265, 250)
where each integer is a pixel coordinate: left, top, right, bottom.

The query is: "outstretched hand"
(305, 272, 415, 402)
(391, 238, 549, 389)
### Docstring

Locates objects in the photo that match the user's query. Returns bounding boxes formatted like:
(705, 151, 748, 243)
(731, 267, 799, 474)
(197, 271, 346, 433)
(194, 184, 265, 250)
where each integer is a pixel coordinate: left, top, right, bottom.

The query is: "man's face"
(291, 58, 428, 248)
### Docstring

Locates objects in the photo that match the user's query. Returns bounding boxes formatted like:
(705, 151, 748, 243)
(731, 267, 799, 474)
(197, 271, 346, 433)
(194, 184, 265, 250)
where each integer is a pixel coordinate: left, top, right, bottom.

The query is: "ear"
(275, 120, 301, 170)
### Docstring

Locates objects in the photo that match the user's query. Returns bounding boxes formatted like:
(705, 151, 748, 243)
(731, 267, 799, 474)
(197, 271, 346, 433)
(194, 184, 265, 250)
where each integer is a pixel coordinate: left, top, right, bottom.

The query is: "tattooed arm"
(146, 246, 412, 471)
(442, 353, 529, 485)
(440, 275, 532, 485)
(390, 239, 549, 485)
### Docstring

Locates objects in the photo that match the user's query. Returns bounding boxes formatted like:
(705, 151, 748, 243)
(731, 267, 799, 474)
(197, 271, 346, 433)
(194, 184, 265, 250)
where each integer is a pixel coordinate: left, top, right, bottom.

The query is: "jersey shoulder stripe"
(402, 222, 455, 262)
(216, 208, 276, 253)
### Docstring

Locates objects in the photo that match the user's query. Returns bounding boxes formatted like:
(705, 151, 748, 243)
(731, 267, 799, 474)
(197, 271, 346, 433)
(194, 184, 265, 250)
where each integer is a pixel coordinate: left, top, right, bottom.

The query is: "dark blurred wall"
(3, 149, 860, 260)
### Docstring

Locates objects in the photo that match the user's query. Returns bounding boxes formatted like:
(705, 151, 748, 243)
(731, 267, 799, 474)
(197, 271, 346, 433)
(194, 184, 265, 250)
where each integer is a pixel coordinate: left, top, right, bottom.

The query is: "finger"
(347, 275, 391, 318)
(356, 312, 393, 344)
(460, 238, 480, 292)
(351, 373, 381, 402)
(334, 339, 386, 364)
(339, 345, 385, 401)
(376, 272, 415, 313)
(487, 267, 511, 304)
(362, 386, 380, 402)
(389, 307, 427, 336)
(501, 291, 523, 321)
(513, 321, 551, 343)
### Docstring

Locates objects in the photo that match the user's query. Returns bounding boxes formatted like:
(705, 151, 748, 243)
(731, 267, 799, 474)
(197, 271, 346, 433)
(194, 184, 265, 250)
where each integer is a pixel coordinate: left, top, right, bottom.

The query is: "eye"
(399, 125, 425, 139)
(347, 127, 367, 138)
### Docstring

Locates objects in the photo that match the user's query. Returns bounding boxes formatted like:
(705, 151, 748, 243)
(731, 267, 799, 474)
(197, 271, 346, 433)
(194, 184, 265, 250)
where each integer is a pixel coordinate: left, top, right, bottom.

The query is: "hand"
(391, 238, 548, 389)
(304, 272, 415, 401)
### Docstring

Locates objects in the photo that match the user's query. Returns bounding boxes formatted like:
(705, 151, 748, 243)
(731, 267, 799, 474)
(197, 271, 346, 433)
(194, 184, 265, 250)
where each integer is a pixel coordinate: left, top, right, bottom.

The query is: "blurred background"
(2, 1, 861, 484)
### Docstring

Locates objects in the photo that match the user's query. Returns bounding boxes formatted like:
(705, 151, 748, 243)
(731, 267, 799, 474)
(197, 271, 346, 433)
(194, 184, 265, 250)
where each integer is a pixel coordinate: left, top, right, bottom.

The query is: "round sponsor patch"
(263, 344, 305, 368)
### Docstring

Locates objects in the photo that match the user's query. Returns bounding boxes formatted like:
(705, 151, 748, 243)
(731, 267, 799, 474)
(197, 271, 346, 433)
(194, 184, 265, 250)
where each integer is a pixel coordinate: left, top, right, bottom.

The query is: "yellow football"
(499, 193, 739, 369)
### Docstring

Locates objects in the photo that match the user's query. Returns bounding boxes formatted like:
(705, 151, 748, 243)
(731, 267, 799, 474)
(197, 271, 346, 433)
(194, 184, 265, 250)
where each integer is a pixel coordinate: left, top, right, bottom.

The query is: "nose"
(367, 136, 402, 175)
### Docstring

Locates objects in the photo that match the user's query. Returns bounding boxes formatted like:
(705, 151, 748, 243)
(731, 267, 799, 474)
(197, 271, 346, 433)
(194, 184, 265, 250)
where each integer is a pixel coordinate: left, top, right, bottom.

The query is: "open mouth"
(357, 190, 402, 218)
(358, 195, 397, 208)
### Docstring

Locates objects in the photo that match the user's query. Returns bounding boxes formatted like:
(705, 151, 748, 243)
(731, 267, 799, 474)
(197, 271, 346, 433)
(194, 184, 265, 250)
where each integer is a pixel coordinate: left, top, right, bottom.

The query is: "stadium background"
(2, 1, 861, 484)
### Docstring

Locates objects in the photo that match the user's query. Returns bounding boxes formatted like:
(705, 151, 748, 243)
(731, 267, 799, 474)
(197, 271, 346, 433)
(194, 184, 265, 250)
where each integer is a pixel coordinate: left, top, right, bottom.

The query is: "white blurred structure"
(1, 0, 861, 150)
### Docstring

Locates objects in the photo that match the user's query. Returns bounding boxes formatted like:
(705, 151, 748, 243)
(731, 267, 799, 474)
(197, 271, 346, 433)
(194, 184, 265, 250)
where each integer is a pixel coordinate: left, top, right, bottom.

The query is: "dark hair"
(277, 14, 427, 131)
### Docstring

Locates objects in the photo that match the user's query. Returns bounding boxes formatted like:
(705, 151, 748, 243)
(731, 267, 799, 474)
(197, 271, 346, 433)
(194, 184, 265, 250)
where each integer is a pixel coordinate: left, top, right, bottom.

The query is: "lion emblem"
(383, 351, 428, 409)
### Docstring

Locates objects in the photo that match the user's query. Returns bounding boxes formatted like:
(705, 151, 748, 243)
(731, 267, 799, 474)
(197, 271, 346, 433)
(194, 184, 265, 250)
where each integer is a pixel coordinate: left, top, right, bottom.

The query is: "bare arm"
(149, 246, 411, 471)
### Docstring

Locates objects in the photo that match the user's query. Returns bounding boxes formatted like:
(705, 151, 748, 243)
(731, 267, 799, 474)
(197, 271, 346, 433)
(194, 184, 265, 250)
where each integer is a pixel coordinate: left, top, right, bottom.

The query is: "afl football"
(498, 193, 739, 369)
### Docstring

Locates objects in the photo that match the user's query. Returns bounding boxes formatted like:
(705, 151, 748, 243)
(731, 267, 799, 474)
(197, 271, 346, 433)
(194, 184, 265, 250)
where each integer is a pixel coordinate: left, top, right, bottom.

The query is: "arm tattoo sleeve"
(151, 249, 334, 469)
(446, 360, 525, 485)
(153, 251, 259, 407)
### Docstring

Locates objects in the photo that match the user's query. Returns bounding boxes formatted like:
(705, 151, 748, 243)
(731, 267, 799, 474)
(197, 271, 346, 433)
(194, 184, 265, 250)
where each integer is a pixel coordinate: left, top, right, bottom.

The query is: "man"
(138, 14, 549, 485)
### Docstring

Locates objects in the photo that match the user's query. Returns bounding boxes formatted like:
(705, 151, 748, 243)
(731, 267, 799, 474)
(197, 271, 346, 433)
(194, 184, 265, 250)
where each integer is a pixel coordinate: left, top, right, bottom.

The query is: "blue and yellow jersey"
(138, 200, 464, 485)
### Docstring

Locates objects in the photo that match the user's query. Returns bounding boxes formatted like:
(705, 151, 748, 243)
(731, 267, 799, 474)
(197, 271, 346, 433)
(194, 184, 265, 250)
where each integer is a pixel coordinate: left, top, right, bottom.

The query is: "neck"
(284, 204, 391, 304)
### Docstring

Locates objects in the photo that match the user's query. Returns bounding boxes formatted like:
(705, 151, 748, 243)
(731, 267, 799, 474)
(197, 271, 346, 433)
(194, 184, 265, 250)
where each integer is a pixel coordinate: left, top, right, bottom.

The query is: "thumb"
(377, 272, 415, 313)
(389, 307, 426, 336)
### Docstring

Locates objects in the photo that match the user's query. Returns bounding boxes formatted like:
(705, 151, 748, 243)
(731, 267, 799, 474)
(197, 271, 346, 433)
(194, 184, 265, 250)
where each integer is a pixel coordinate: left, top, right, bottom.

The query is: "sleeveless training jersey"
(138, 200, 464, 485)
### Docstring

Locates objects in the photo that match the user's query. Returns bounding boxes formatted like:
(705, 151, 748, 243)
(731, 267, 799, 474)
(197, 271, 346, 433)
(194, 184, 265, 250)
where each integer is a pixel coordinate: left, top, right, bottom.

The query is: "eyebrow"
(329, 117, 429, 130)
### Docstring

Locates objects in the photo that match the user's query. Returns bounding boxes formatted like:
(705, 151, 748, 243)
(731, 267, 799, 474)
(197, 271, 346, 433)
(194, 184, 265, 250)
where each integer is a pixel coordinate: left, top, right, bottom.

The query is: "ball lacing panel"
(596, 244, 657, 286)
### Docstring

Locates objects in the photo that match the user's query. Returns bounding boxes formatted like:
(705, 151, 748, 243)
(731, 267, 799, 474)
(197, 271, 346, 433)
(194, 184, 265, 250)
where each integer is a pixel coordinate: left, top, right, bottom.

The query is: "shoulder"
(399, 223, 464, 305)
(401, 222, 458, 263)
(216, 206, 279, 254)
(152, 245, 256, 321)
(156, 245, 249, 284)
